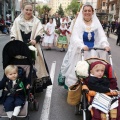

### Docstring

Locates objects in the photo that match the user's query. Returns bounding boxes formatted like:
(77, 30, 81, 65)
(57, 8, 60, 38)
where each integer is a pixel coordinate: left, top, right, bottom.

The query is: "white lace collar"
(19, 14, 33, 34)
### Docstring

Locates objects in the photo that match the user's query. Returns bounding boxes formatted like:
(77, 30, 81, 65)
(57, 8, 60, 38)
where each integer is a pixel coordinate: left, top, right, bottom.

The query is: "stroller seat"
(0, 101, 28, 118)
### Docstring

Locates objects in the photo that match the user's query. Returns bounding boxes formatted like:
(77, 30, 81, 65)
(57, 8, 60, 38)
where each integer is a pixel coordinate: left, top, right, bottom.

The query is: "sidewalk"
(0, 31, 9, 36)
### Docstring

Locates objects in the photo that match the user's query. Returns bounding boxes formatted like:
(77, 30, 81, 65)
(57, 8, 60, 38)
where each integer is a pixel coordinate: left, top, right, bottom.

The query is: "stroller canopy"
(2, 40, 33, 69)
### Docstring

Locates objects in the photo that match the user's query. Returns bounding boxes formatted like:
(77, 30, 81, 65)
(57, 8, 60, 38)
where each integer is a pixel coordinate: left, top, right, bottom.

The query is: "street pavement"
(109, 33, 117, 40)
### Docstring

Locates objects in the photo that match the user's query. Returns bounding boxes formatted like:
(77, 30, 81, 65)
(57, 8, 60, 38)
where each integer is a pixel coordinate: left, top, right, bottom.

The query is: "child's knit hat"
(90, 61, 105, 70)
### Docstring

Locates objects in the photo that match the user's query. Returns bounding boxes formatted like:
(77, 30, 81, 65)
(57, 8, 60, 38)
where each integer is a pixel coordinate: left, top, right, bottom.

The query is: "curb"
(0, 34, 8, 36)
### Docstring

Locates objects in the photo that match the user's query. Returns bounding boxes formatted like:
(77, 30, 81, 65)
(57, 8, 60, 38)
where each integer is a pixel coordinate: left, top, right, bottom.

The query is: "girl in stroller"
(0, 65, 30, 120)
(87, 61, 120, 120)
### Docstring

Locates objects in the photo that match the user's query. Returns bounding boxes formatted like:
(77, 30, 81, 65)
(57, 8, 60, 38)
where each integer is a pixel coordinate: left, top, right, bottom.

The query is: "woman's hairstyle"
(83, 4, 94, 12)
(5, 65, 18, 75)
(49, 17, 53, 21)
(22, 1, 33, 9)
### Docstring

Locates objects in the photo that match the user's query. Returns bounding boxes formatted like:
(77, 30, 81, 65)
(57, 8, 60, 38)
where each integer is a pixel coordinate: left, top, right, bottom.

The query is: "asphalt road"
(0, 35, 120, 120)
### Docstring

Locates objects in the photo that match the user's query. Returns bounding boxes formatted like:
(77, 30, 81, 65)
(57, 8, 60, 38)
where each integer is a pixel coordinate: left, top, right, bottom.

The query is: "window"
(102, 2, 106, 6)
(111, 4, 114, 11)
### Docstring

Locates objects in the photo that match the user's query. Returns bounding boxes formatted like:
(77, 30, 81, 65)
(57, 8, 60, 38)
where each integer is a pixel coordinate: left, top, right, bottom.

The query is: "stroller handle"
(81, 47, 111, 55)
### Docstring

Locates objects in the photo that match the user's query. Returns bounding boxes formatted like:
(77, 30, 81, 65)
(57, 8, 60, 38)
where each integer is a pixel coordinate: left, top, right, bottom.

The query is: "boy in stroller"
(0, 65, 30, 120)
(87, 61, 120, 120)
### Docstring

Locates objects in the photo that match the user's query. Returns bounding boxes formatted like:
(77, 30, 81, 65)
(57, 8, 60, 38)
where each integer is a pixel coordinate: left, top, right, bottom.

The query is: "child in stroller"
(0, 40, 40, 120)
(87, 61, 119, 120)
(74, 48, 120, 120)
(0, 65, 30, 120)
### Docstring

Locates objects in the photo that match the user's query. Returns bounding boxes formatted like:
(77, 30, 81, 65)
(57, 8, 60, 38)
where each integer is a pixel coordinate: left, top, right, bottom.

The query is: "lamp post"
(31, 0, 36, 15)
(11, 0, 15, 22)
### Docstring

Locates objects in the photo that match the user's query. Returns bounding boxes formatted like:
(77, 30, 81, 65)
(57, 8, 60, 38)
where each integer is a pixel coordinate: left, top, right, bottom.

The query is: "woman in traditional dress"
(56, 22, 70, 52)
(10, 1, 52, 92)
(58, 3, 110, 89)
(42, 18, 55, 50)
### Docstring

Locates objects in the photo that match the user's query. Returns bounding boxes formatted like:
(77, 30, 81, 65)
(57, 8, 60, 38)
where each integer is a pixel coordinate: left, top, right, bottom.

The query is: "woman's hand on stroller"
(109, 88, 118, 95)
(83, 45, 89, 51)
(104, 46, 110, 52)
(29, 40, 36, 45)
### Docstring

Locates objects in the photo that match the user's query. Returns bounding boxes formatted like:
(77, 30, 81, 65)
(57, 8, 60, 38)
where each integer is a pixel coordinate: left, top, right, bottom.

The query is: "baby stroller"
(0, 40, 39, 119)
(75, 48, 120, 120)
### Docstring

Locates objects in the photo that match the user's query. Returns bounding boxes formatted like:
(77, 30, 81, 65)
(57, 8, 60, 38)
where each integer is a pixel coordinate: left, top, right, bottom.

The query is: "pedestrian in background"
(54, 12, 61, 29)
(10, 1, 52, 91)
(42, 18, 55, 50)
(116, 23, 120, 46)
(0, 14, 9, 34)
(111, 21, 116, 33)
(56, 22, 70, 52)
(42, 14, 49, 25)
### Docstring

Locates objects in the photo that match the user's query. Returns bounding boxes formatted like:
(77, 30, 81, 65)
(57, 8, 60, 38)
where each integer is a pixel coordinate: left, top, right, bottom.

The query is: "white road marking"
(40, 61, 56, 120)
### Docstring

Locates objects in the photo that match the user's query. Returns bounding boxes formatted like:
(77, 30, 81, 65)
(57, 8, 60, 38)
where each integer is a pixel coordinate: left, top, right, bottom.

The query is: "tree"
(57, 4, 64, 17)
(36, 5, 42, 16)
(66, 0, 80, 16)
(36, 5, 51, 16)
(42, 5, 51, 14)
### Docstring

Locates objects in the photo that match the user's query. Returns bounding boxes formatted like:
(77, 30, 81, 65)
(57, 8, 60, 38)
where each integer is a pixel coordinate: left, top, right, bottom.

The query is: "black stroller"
(0, 40, 39, 119)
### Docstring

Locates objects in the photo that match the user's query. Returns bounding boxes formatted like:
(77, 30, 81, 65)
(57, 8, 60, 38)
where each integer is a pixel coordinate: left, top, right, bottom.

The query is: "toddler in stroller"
(87, 60, 120, 120)
(0, 65, 30, 120)
(0, 40, 40, 120)
(75, 58, 120, 120)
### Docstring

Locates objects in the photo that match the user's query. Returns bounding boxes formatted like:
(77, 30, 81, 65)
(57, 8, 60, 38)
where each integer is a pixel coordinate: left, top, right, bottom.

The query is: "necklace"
(85, 25, 92, 41)
(84, 19, 92, 22)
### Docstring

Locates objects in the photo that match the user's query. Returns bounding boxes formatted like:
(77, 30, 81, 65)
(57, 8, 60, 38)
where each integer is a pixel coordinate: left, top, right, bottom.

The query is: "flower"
(28, 45, 37, 60)
(44, 30, 48, 34)
(75, 61, 89, 78)
(55, 29, 60, 35)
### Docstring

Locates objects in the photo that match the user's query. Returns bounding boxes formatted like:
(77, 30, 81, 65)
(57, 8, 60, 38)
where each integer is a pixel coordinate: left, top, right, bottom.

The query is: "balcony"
(108, 0, 116, 4)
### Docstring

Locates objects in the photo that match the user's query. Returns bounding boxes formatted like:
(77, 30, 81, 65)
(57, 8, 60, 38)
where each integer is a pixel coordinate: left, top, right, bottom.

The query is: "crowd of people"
(101, 20, 120, 46)
(39, 12, 78, 51)
(0, 14, 10, 34)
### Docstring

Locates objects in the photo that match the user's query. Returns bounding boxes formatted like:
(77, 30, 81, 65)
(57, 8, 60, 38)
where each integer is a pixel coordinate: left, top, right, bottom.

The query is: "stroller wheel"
(75, 103, 82, 115)
(29, 102, 34, 111)
(34, 100, 39, 111)
(86, 110, 92, 120)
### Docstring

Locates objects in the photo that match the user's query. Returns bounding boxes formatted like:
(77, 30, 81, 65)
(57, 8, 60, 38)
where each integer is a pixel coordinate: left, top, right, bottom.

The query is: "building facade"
(0, 0, 21, 22)
(96, 0, 120, 22)
(81, 0, 97, 9)
(96, 0, 107, 21)
(48, 0, 72, 15)
(106, 0, 120, 21)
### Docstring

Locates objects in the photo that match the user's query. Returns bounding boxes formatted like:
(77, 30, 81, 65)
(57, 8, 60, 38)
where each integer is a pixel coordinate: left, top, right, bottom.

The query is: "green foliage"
(66, 0, 80, 15)
(55, 29, 60, 35)
(57, 4, 64, 17)
(42, 5, 51, 14)
(36, 5, 42, 16)
(35, 5, 51, 16)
